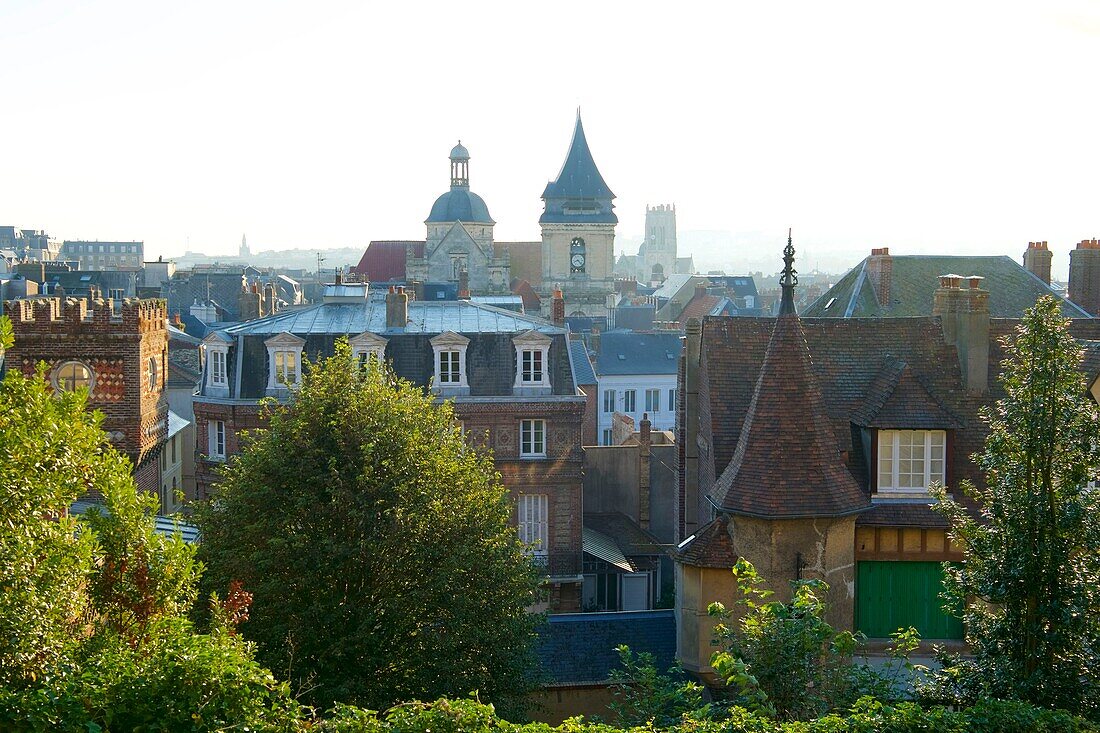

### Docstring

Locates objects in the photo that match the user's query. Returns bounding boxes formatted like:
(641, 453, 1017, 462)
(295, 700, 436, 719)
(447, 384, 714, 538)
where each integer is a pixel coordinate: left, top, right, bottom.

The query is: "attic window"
(666, 352, 675, 359)
(80, 275, 91, 282)
(824, 297, 837, 310)
(618, 354, 626, 360)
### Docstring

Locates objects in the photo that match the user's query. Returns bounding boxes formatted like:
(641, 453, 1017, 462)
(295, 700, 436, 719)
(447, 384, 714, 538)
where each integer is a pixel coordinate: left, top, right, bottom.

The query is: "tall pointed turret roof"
(541, 110, 616, 204)
(709, 233, 870, 519)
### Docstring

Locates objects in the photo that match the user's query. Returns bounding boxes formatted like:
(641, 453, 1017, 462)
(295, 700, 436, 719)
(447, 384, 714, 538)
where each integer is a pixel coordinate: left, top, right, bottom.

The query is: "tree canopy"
(195, 344, 542, 712)
(930, 295, 1100, 716)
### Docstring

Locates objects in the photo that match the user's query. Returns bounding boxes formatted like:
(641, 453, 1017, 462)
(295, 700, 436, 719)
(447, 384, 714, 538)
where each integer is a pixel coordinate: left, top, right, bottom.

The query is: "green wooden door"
(856, 561, 963, 639)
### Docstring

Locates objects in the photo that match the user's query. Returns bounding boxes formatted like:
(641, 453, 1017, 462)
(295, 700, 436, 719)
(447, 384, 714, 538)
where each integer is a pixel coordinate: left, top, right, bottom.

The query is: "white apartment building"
(593, 330, 682, 445)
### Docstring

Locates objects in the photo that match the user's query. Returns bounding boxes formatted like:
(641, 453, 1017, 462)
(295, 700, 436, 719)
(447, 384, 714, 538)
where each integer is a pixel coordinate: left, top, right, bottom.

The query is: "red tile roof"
(674, 517, 738, 568)
(350, 241, 424, 282)
(709, 312, 871, 519)
(676, 294, 723, 328)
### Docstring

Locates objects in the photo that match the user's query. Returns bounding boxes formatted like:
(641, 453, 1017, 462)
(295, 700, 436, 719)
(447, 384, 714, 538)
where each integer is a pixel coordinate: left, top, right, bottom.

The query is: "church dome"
(426, 189, 494, 224)
(450, 141, 470, 160)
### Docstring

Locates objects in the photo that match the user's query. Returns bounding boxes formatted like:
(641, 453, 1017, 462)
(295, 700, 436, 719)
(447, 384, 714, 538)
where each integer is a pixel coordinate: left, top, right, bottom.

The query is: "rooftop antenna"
(316, 252, 326, 279)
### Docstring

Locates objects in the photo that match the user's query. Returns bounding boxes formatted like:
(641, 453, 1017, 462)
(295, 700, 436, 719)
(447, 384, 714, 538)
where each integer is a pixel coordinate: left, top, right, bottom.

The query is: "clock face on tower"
(569, 236, 586, 274)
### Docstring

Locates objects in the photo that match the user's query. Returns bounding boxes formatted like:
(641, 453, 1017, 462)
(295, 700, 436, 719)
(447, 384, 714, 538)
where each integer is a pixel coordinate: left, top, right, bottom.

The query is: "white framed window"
(603, 389, 616, 413)
(520, 419, 546, 458)
(644, 388, 661, 413)
(513, 330, 552, 390)
(623, 389, 637, 413)
(877, 429, 946, 494)
(668, 388, 677, 412)
(202, 332, 232, 394)
(517, 494, 549, 557)
(210, 350, 227, 385)
(350, 331, 388, 370)
(602, 428, 613, 446)
(430, 331, 470, 391)
(265, 332, 305, 392)
(440, 351, 461, 382)
(53, 360, 94, 392)
(208, 420, 226, 460)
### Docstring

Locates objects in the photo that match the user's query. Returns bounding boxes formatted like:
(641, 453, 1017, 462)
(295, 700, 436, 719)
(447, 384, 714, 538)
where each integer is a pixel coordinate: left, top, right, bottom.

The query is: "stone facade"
(5, 297, 168, 494)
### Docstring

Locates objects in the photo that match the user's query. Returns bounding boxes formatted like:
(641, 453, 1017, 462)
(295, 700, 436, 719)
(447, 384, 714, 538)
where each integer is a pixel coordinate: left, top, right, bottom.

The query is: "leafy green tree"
(195, 343, 542, 712)
(606, 645, 707, 726)
(0, 316, 304, 731)
(708, 558, 866, 721)
(929, 295, 1100, 716)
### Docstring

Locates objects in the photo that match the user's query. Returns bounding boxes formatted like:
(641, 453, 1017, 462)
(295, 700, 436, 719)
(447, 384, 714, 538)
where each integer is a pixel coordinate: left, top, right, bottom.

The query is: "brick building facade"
(192, 283, 587, 611)
(4, 297, 169, 496)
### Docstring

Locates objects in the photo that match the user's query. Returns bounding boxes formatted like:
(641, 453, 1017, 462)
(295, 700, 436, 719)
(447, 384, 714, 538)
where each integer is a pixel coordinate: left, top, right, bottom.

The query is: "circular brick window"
(54, 361, 94, 392)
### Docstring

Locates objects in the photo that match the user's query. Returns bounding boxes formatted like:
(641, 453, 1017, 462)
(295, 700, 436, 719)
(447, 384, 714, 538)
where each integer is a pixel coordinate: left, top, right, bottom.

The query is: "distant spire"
(779, 228, 798, 315)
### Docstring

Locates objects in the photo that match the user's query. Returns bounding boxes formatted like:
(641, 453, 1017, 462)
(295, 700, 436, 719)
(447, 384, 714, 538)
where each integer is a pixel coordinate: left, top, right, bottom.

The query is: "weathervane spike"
(779, 228, 798, 315)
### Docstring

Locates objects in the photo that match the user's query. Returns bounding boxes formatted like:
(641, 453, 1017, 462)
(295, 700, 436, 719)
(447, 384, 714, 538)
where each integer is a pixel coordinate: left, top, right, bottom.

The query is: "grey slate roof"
(535, 610, 675, 685)
(595, 331, 683, 376)
(804, 254, 1090, 319)
(223, 300, 562, 337)
(70, 500, 199, 543)
(567, 339, 597, 385)
(425, 188, 494, 224)
(540, 112, 617, 225)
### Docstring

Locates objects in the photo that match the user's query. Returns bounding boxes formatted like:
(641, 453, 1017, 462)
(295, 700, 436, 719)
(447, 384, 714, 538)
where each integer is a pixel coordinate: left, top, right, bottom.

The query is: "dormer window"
(512, 330, 552, 394)
(350, 332, 388, 370)
(877, 429, 946, 495)
(430, 331, 470, 394)
(202, 332, 233, 397)
(265, 332, 306, 394)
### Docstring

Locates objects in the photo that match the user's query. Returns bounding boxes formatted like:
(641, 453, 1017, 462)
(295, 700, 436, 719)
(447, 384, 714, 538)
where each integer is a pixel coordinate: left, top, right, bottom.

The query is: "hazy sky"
(3, 2, 1099, 276)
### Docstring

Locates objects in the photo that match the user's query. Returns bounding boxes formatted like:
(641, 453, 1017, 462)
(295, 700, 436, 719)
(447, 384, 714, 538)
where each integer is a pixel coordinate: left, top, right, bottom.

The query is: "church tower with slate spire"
(674, 233, 870, 678)
(539, 110, 618, 317)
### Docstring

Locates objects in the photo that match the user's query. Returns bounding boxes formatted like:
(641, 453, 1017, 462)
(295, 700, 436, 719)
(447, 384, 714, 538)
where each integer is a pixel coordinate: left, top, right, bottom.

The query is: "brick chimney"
(1069, 238, 1100, 316)
(693, 282, 708, 301)
(551, 288, 565, 326)
(385, 285, 408, 329)
(639, 413, 651, 531)
(589, 324, 600, 355)
(1023, 241, 1052, 285)
(457, 269, 470, 300)
(933, 274, 989, 394)
(866, 248, 892, 307)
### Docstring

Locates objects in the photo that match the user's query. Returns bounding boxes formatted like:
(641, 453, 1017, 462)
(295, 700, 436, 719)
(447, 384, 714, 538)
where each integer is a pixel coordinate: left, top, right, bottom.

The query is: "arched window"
(570, 237, 586, 275)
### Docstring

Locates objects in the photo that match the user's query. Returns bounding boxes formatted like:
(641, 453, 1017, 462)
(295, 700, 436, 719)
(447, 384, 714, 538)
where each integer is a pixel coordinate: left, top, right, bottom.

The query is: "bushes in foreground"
(316, 696, 1097, 733)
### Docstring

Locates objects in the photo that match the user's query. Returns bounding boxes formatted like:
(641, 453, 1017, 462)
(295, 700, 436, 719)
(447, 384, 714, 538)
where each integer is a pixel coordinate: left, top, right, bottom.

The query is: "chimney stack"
(693, 281, 708, 301)
(551, 288, 565, 326)
(1023, 241, 1052, 285)
(1069, 239, 1100, 316)
(386, 285, 408, 329)
(933, 274, 989, 394)
(458, 269, 470, 300)
(589, 324, 600, 355)
(867, 247, 893, 307)
(639, 413, 651, 531)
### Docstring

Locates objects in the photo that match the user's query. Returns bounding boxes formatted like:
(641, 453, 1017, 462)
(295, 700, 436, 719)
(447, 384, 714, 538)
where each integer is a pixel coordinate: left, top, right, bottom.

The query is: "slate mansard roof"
(540, 112, 617, 225)
(804, 254, 1089, 319)
(199, 296, 582, 401)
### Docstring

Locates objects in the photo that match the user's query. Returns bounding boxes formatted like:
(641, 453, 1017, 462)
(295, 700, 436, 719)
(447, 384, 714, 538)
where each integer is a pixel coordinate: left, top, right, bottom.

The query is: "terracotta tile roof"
(676, 294, 725, 327)
(350, 241, 424, 282)
(709, 312, 871, 519)
(674, 517, 738, 568)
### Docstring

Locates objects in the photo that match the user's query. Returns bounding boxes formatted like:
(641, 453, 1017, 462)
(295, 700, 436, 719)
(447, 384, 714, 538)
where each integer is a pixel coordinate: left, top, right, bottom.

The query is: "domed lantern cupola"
(450, 140, 470, 189)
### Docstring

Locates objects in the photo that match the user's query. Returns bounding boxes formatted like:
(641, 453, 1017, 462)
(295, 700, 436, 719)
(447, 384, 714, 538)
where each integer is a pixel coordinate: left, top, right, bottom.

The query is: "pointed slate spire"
(540, 110, 617, 224)
(708, 237, 870, 519)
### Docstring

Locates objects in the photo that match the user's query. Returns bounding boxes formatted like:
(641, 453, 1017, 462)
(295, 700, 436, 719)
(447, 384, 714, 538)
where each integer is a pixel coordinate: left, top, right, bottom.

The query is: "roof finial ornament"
(779, 228, 798, 315)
